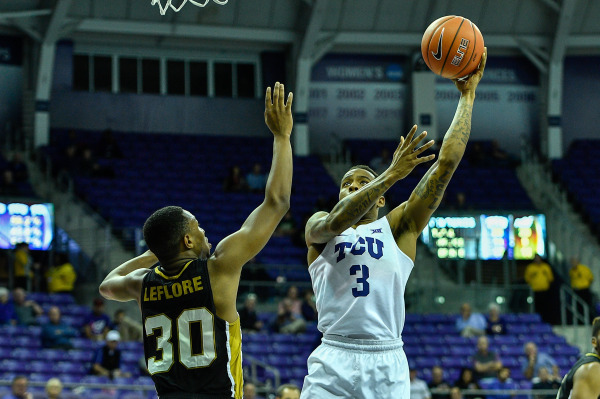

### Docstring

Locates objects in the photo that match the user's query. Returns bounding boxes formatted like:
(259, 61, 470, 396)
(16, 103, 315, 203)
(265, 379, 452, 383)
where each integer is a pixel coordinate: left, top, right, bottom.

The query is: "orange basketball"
(421, 15, 484, 79)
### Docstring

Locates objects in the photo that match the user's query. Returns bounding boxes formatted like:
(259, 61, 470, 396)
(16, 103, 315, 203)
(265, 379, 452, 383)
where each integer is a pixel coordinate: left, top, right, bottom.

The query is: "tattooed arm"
(387, 49, 487, 258)
(305, 127, 435, 247)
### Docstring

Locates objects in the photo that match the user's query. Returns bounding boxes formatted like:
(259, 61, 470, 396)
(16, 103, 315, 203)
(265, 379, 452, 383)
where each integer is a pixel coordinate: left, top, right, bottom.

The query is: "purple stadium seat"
(72, 337, 99, 350)
(67, 350, 94, 362)
(9, 348, 38, 361)
(38, 349, 69, 362)
(81, 375, 111, 384)
(133, 377, 155, 387)
(57, 374, 82, 384)
(122, 351, 142, 364)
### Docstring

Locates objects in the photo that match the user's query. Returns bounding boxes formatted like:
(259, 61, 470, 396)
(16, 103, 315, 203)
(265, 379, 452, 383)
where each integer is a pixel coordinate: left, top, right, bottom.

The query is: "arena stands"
(0, 292, 581, 398)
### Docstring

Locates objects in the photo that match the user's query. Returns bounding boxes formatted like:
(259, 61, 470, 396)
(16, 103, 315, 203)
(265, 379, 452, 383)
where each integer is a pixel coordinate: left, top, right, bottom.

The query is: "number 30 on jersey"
(145, 307, 216, 374)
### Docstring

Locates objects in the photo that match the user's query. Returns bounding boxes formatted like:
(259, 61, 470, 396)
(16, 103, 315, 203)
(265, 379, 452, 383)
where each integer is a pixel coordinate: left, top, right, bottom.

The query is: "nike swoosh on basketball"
(432, 28, 444, 60)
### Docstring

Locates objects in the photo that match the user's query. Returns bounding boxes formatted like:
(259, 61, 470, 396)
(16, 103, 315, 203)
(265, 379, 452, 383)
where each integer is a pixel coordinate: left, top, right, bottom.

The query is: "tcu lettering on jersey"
(334, 237, 384, 262)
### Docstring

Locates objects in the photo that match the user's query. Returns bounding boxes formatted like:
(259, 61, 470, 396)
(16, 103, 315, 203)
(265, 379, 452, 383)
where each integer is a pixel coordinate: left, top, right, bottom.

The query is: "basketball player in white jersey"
(300, 49, 487, 399)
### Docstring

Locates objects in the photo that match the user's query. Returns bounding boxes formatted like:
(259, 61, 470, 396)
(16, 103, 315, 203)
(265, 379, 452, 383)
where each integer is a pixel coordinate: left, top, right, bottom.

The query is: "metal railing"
(243, 354, 281, 396)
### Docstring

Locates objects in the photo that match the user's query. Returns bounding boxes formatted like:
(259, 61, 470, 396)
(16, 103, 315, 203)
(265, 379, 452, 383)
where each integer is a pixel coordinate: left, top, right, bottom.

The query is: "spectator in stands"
(45, 378, 63, 399)
(531, 366, 561, 399)
(8, 153, 29, 183)
(246, 163, 267, 193)
(83, 298, 111, 341)
(223, 165, 248, 192)
(2, 376, 31, 399)
(275, 384, 300, 399)
(274, 210, 298, 238)
(97, 129, 123, 159)
(486, 303, 507, 335)
(111, 309, 143, 341)
(454, 368, 479, 391)
(450, 191, 469, 211)
(468, 142, 486, 167)
(301, 289, 317, 322)
(238, 293, 263, 332)
(92, 330, 130, 379)
(524, 254, 555, 324)
(46, 253, 77, 294)
(522, 341, 559, 381)
(0, 287, 17, 325)
(410, 368, 432, 399)
(0, 169, 20, 196)
(449, 387, 463, 399)
(243, 383, 257, 399)
(569, 257, 595, 317)
(278, 285, 302, 315)
(369, 148, 391, 175)
(428, 365, 451, 399)
(456, 302, 486, 337)
(273, 297, 306, 334)
(41, 306, 76, 349)
(473, 335, 503, 382)
(13, 243, 34, 290)
(12, 287, 43, 326)
(485, 367, 519, 399)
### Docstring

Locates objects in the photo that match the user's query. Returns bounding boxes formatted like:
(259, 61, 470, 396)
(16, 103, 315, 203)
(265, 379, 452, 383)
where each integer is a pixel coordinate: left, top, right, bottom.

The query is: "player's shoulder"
(575, 360, 600, 382)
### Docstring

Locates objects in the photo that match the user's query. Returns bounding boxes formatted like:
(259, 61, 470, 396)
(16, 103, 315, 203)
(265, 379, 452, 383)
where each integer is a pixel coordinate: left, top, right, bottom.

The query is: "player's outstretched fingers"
(279, 83, 285, 109)
(265, 87, 272, 108)
(404, 125, 418, 146)
(286, 92, 294, 111)
(407, 131, 429, 152)
(273, 82, 280, 106)
(412, 139, 435, 157)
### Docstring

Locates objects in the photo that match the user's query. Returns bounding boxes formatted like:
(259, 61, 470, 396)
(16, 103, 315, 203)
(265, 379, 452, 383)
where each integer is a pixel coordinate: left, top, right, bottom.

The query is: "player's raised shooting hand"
(454, 47, 487, 96)
(265, 82, 293, 138)
(385, 125, 435, 181)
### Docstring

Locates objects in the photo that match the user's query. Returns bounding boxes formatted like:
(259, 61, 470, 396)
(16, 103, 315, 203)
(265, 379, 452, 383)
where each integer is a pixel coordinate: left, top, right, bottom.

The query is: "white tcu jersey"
(308, 217, 414, 340)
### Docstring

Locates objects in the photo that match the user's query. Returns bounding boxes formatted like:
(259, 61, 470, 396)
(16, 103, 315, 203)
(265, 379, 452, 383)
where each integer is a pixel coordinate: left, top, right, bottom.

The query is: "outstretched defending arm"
(210, 82, 293, 271)
(305, 128, 435, 246)
(387, 49, 487, 256)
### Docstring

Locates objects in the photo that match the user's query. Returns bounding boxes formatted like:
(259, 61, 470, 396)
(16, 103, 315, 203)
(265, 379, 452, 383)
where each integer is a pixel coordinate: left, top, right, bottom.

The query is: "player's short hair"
(276, 384, 300, 397)
(143, 206, 190, 260)
(347, 164, 379, 179)
(592, 316, 600, 338)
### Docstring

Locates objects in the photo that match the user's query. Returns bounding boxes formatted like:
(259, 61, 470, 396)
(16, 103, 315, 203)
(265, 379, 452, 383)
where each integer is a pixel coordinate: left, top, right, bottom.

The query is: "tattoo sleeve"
(328, 176, 392, 230)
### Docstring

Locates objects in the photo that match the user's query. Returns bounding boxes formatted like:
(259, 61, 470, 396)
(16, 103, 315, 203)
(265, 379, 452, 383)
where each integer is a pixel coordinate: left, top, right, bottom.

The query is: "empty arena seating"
(43, 129, 339, 267)
(552, 139, 600, 235)
(344, 138, 533, 210)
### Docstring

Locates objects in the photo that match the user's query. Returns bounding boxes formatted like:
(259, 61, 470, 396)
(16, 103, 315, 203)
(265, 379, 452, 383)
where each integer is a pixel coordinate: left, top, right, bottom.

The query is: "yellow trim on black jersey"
(155, 260, 194, 280)
(228, 318, 244, 399)
(585, 352, 600, 360)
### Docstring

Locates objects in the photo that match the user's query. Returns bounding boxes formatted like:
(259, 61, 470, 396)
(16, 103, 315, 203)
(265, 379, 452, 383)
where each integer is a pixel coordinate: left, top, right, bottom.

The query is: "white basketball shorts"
(300, 335, 409, 399)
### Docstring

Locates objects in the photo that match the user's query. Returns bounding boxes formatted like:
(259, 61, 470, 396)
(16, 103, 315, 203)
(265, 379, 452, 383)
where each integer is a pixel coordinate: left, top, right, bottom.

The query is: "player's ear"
(377, 196, 386, 208)
(183, 234, 193, 249)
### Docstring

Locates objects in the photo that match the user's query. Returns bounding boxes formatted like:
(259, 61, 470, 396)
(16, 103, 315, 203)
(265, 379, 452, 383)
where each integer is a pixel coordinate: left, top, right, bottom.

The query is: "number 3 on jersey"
(145, 307, 216, 374)
(350, 264, 370, 297)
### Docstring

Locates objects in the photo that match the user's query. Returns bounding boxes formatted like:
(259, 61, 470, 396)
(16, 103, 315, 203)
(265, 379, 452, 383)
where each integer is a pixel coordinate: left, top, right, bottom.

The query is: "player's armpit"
(304, 211, 335, 246)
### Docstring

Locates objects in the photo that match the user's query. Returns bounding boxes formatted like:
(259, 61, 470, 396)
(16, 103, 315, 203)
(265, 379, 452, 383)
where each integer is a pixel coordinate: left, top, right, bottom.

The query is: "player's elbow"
(98, 281, 113, 300)
(437, 155, 460, 170)
(265, 194, 290, 214)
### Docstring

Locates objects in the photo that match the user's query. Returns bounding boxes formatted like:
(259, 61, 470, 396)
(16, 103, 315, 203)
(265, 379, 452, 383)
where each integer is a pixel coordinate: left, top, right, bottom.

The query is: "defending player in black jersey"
(99, 82, 293, 399)
(556, 317, 600, 399)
